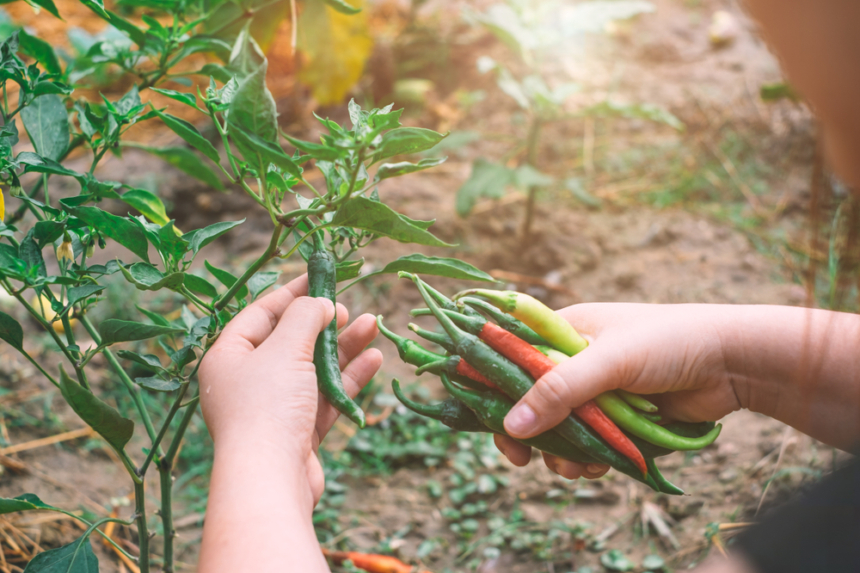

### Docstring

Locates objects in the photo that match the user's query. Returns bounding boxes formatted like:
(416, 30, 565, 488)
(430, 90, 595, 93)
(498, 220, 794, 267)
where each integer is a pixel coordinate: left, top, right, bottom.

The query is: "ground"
(0, 0, 849, 571)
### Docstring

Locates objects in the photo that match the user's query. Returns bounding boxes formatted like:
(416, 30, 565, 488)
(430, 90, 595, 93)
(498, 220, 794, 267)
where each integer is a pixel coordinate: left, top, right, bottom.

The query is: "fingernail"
(505, 404, 537, 435)
(586, 464, 604, 474)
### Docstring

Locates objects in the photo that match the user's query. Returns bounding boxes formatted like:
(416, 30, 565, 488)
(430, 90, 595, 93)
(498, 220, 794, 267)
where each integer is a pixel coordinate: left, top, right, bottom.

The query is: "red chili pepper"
(321, 548, 427, 573)
(476, 322, 648, 477)
(455, 358, 497, 389)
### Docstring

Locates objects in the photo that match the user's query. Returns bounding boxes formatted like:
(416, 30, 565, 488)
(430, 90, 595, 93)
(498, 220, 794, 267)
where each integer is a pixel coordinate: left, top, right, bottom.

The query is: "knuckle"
(536, 370, 573, 408)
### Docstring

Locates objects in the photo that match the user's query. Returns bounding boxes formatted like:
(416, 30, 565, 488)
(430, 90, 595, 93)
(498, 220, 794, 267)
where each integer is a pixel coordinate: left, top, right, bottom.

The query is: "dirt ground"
(0, 0, 845, 571)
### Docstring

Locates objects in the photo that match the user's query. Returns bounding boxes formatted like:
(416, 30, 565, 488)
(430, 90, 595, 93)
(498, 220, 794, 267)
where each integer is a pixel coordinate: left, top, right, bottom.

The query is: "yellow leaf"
(297, 0, 373, 106)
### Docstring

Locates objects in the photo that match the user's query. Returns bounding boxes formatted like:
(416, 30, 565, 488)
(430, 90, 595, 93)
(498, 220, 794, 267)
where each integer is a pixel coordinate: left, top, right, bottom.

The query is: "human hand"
(495, 303, 739, 480)
(199, 274, 382, 505)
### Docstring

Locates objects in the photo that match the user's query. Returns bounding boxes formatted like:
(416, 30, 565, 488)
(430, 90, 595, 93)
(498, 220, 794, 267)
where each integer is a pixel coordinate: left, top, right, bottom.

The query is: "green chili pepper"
(438, 372, 598, 465)
(453, 289, 589, 355)
(391, 379, 487, 432)
(645, 457, 685, 495)
(627, 421, 718, 458)
(405, 273, 661, 490)
(407, 323, 456, 354)
(616, 389, 659, 413)
(309, 231, 365, 428)
(593, 392, 721, 451)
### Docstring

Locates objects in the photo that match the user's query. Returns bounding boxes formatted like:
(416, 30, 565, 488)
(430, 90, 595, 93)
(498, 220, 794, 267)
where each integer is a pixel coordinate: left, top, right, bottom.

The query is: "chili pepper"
(391, 379, 487, 432)
(458, 296, 549, 345)
(431, 309, 648, 477)
(309, 231, 365, 428)
(645, 457, 685, 496)
(407, 322, 457, 354)
(321, 548, 419, 573)
(616, 389, 659, 413)
(593, 392, 722, 451)
(639, 412, 662, 424)
(377, 316, 495, 390)
(453, 289, 589, 356)
(627, 421, 718, 459)
(439, 372, 597, 465)
(411, 304, 548, 347)
(400, 272, 484, 318)
(405, 273, 659, 488)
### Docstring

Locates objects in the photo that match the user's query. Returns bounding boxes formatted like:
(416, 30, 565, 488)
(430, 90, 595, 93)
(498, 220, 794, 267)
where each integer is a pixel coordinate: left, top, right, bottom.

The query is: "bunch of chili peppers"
(378, 273, 722, 494)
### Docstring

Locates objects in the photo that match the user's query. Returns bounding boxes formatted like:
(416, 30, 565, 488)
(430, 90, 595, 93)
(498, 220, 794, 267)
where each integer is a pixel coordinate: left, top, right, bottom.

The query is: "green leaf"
(204, 260, 248, 300)
(119, 262, 184, 291)
(642, 555, 666, 571)
(184, 274, 219, 298)
(183, 219, 244, 254)
(18, 30, 61, 76)
(135, 146, 225, 191)
(455, 159, 513, 217)
(97, 319, 184, 344)
(116, 350, 165, 372)
(67, 284, 105, 307)
(170, 345, 196, 369)
(136, 305, 172, 327)
(151, 109, 221, 164)
(332, 197, 453, 247)
(282, 133, 342, 161)
(600, 549, 635, 572)
(0, 493, 60, 515)
(375, 157, 446, 181)
(578, 100, 684, 131)
(760, 82, 799, 102)
(227, 123, 303, 178)
(150, 88, 197, 107)
(335, 258, 363, 282)
(323, 0, 361, 14)
(30, 0, 62, 19)
(70, 206, 150, 262)
(0, 310, 24, 350)
(22, 532, 99, 572)
(79, 0, 109, 19)
(513, 164, 553, 188)
(33, 220, 66, 248)
(378, 255, 494, 282)
(228, 55, 277, 141)
(19, 228, 47, 277)
(372, 127, 447, 163)
(17, 152, 81, 180)
(247, 270, 280, 300)
(226, 25, 266, 78)
(59, 367, 134, 453)
(120, 188, 169, 226)
(134, 376, 181, 392)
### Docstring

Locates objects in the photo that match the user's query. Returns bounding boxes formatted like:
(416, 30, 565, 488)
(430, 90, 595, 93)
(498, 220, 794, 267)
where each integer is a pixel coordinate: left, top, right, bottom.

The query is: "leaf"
(170, 345, 196, 369)
(18, 30, 61, 76)
(79, 0, 109, 19)
(119, 262, 184, 291)
(183, 219, 244, 254)
(600, 549, 635, 572)
(565, 177, 602, 208)
(297, 0, 373, 105)
(642, 555, 666, 571)
(184, 274, 219, 298)
(473, 4, 537, 60)
(115, 350, 164, 372)
(227, 124, 302, 178)
(323, 0, 361, 14)
(150, 88, 197, 107)
(151, 109, 221, 164)
(59, 367, 134, 453)
(281, 133, 342, 162)
(331, 197, 453, 247)
(67, 284, 105, 307)
(30, 0, 62, 19)
(33, 220, 66, 248)
(0, 311, 24, 350)
(455, 159, 513, 217)
(135, 376, 181, 392)
(226, 24, 266, 78)
(136, 305, 172, 327)
(372, 128, 448, 163)
(135, 146, 225, 191)
(204, 260, 248, 300)
(513, 164, 553, 188)
(120, 188, 169, 226)
(335, 259, 363, 282)
(22, 532, 99, 572)
(0, 493, 60, 515)
(17, 152, 81, 180)
(19, 228, 47, 277)
(98, 319, 184, 344)
(378, 255, 495, 282)
(247, 271, 280, 300)
(228, 55, 277, 141)
(578, 100, 684, 131)
(375, 157, 446, 181)
(70, 206, 150, 262)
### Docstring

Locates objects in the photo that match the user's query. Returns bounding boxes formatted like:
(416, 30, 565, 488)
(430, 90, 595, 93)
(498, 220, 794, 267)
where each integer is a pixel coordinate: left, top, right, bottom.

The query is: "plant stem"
(139, 384, 190, 476)
(520, 118, 543, 240)
(214, 225, 283, 311)
(133, 479, 151, 573)
(79, 315, 160, 445)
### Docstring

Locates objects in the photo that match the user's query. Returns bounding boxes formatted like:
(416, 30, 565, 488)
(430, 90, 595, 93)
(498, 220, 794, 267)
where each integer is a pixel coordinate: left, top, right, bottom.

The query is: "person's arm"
(197, 275, 382, 572)
(495, 304, 860, 478)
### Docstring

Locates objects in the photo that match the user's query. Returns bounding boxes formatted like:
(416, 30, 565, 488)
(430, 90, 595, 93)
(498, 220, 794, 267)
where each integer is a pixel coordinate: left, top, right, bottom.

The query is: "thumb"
(260, 296, 335, 356)
(503, 340, 625, 438)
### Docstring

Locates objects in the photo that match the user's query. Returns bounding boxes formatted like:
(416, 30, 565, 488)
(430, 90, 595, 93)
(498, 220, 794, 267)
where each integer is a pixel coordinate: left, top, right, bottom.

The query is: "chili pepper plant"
(0, 2, 496, 571)
(456, 0, 684, 237)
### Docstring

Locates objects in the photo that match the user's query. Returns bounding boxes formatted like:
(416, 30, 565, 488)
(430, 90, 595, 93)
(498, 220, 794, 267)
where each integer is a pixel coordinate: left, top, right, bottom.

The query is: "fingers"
(542, 453, 610, 480)
(316, 348, 383, 440)
(493, 435, 532, 467)
(504, 340, 624, 438)
(337, 314, 378, 370)
(259, 296, 335, 357)
(217, 274, 310, 351)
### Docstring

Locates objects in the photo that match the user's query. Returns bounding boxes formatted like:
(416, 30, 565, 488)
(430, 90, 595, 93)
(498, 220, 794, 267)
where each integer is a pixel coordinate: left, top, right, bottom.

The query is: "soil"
(0, 0, 843, 571)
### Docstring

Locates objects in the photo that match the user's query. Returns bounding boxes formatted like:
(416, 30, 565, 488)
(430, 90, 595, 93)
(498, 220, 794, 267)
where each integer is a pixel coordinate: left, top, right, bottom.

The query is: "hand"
(495, 303, 739, 480)
(199, 274, 382, 505)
